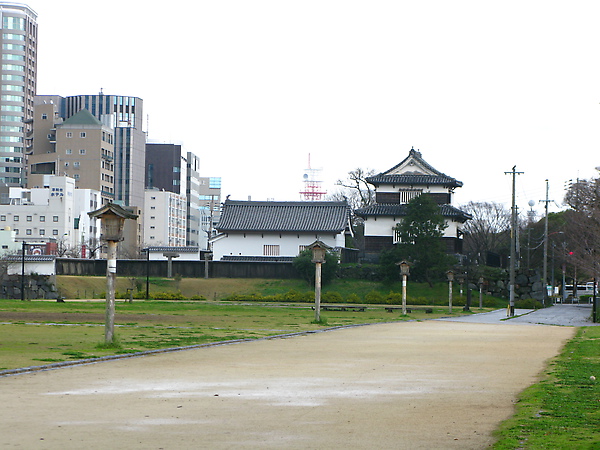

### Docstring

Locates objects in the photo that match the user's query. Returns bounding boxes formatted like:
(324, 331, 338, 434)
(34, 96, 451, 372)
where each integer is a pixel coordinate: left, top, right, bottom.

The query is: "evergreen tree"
(380, 194, 453, 284)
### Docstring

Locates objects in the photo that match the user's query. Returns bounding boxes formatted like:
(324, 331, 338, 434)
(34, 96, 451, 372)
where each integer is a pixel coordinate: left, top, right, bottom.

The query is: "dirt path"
(0, 321, 574, 449)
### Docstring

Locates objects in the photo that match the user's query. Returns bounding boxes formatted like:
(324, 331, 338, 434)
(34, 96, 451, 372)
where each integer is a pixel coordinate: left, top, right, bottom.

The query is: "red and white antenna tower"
(299, 154, 327, 201)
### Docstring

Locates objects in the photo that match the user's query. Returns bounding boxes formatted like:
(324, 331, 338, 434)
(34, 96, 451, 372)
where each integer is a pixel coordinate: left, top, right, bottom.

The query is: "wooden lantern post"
(88, 203, 138, 344)
(308, 240, 331, 322)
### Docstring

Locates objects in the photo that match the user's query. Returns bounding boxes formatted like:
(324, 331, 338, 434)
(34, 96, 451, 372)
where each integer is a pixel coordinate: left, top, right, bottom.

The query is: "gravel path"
(0, 317, 576, 449)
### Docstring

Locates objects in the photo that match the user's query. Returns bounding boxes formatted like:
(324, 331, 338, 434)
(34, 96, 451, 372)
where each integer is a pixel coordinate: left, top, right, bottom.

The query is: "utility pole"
(540, 180, 552, 306)
(505, 166, 524, 316)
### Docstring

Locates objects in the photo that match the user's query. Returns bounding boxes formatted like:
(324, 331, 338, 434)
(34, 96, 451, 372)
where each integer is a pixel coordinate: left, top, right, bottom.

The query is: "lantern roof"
(88, 203, 138, 220)
(307, 240, 333, 251)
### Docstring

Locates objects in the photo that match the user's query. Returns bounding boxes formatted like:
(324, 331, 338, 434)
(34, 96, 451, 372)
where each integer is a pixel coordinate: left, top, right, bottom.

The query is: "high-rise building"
(185, 151, 201, 246)
(145, 143, 185, 193)
(0, 3, 37, 187)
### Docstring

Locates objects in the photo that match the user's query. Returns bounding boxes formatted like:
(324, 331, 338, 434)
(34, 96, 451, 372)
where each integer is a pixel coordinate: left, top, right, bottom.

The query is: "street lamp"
(397, 261, 410, 315)
(88, 203, 138, 344)
(446, 270, 454, 313)
(308, 240, 331, 322)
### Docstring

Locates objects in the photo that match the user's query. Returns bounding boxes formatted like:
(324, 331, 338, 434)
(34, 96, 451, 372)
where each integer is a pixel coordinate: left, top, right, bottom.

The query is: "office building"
(63, 94, 145, 209)
(0, 3, 37, 186)
(28, 104, 115, 205)
(145, 143, 185, 193)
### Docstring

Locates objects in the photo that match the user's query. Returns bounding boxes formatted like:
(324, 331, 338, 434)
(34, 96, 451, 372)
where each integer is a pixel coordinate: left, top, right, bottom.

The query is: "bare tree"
(460, 201, 512, 263)
(334, 168, 376, 211)
(563, 177, 600, 279)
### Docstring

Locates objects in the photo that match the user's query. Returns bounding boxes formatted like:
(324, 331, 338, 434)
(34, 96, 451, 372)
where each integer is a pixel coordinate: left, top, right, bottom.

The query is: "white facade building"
(144, 189, 187, 247)
(211, 200, 350, 261)
(355, 148, 471, 262)
(0, 175, 101, 255)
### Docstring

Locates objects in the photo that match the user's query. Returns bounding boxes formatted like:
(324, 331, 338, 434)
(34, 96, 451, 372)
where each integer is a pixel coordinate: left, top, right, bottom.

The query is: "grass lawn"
(493, 326, 600, 449)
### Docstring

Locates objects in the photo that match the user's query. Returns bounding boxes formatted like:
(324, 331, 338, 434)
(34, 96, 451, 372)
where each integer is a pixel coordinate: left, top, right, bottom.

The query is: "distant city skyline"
(25, 0, 600, 219)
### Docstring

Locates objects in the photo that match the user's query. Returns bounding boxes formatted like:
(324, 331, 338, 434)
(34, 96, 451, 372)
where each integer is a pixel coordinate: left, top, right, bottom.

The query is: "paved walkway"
(438, 304, 598, 326)
(0, 315, 578, 449)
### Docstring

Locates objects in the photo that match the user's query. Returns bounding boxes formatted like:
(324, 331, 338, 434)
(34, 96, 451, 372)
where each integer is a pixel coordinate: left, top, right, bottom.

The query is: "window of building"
(53, 216, 58, 222)
(73, 161, 80, 168)
(53, 229, 58, 236)
(66, 132, 72, 138)
(2, 16, 25, 30)
(2, 33, 25, 40)
(79, 149, 86, 155)
(2, 54, 25, 61)
(39, 215, 45, 222)
(13, 215, 18, 221)
(80, 132, 86, 138)
(399, 189, 423, 203)
(39, 229, 45, 235)
(0, 215, 4, 221)
(0, 64, 24, 72)
(2, 43, 25, 51)
(14, 229, 18, 235)
(74, 174, 80, 180)
(263, 245, 280, 256)
(26, 215, 31, 221)
(1, 94, 23, 102)
(41, 114, 47, 120)
(26, 229, 31, 235)
(66, 149, 72, 154)
(1, 82, 24, 90)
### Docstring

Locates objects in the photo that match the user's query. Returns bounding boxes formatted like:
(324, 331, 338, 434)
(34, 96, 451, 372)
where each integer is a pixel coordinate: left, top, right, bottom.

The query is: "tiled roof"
(367, 148, 462, 188)
(355, 203, 472, 222)
(220, 255, 296, 262)
(3, 255, 56, 262)
(216, 200, 349, 233)
(146, 246, 199, 253)
(366, 174, 462, 187)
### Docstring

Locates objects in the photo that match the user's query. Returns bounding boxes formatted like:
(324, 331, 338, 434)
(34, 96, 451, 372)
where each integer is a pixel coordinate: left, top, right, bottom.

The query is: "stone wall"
(482, 270, 546, 301)
(1, 274, 59, 300)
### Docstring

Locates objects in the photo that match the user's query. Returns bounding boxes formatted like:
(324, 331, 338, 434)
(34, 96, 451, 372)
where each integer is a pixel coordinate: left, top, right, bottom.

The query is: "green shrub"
(515, 298, 543, 309)
(152, 291, 186, 300)
(365, 291, 384, 304)
(410, 296, 429, 305)
(346, 293, 361, 304)
(322, 291, 343, 303)
(189, 295, 206, 300)
(386, 291, 402, 305)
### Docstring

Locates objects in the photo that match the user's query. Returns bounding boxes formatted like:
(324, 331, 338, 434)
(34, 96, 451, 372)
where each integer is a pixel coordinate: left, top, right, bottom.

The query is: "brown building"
(28, 107, 115, 205)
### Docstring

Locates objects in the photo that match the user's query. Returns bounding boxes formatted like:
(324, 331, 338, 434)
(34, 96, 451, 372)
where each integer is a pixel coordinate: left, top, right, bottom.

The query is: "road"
(438, 303, 599, 326)
(0, 309, 584, 449)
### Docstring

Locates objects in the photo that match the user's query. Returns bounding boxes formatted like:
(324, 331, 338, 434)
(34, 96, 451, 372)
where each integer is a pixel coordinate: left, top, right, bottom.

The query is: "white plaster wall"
(8, 260, 55, 275)
(212, 232, 343, 260)
(377, 185, 449, 195)
(364, 217, 463, 239)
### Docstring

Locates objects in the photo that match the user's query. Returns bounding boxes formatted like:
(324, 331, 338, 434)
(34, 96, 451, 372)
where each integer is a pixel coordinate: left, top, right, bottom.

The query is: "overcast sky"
(27, 0, 600, 218)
